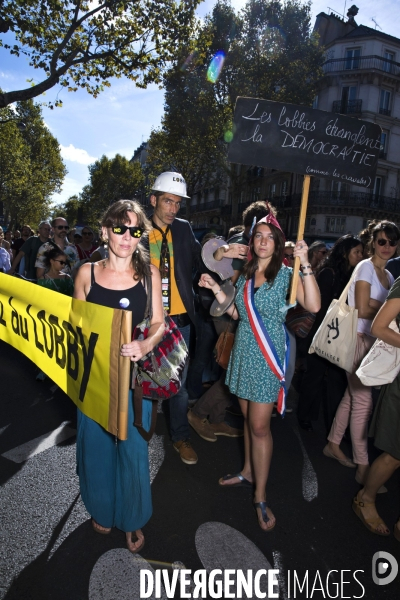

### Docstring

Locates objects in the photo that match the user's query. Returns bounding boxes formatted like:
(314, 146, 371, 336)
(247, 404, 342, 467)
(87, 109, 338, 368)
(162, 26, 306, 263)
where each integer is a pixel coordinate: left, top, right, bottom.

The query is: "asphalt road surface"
(1, 339, 399, 600)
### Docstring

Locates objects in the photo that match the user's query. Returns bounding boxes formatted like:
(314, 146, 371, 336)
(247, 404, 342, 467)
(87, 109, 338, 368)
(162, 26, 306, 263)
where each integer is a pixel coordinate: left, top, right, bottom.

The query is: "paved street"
(1, 339, 399, 599)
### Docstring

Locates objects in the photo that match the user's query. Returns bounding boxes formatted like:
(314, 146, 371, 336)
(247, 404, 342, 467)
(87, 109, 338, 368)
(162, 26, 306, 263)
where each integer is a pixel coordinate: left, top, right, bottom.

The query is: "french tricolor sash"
(244, 276, 290, 416)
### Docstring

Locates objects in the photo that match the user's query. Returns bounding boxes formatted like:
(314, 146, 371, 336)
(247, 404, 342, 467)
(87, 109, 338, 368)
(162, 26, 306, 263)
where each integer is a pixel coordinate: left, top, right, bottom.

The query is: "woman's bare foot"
(218, 472, 253, 487)
(254, 501, 276, 532)
(126, 529, 145, 553)
(394, 519, 400, 542)
(325, 442, 352, 463)
(91, 519, 111, 534)
(353, 490, 390, 535)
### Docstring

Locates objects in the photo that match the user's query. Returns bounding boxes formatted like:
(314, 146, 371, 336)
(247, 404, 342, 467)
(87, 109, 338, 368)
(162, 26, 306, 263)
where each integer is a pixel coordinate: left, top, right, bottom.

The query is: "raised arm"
(295, 241, 321, 313)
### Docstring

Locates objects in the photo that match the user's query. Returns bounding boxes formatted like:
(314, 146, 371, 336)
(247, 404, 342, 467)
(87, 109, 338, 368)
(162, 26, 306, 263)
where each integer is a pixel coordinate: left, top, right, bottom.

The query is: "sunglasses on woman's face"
(111, 225, 144, 238)
(284, 253, 294, 260)
(54, 259, 67, 265)
(377, 238, 397, 247)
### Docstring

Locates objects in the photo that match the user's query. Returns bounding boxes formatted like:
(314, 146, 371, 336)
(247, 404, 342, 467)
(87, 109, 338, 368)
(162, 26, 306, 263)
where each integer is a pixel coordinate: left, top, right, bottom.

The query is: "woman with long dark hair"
(37, 247, 74, 296)
(297, 235, 364, 434)
(73, 199, 164, 553)
(325, 221, 399, 484)
(199, 216, 320, 531)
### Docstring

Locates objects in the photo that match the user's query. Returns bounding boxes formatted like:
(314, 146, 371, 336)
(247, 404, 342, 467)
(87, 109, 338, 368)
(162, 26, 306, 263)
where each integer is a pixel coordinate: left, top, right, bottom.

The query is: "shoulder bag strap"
(143, 269, 153, 320)
(337, 270, 357, 306)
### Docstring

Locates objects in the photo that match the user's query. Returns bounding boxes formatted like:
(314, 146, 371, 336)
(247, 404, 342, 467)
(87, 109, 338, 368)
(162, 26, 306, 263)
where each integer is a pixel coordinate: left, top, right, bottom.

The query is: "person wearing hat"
(147, 172, 203, 464)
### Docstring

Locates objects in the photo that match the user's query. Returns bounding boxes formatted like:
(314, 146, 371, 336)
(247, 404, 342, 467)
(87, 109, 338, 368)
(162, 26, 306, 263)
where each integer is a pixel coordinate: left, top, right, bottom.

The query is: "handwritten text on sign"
(227, 98, 382, 188)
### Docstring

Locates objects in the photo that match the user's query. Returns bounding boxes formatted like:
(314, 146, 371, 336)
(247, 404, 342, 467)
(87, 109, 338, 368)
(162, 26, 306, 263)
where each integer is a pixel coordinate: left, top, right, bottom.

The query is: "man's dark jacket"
(144, 217, 202, 323)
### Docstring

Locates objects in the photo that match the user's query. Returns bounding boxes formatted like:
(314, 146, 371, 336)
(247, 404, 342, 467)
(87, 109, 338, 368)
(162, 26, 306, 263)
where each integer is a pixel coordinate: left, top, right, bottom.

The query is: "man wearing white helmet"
(148, 171, 202, 465)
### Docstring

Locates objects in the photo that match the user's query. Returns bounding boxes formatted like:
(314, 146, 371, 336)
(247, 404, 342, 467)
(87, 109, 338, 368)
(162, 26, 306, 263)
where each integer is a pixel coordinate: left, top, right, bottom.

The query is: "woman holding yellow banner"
(74, 200, 164, 554)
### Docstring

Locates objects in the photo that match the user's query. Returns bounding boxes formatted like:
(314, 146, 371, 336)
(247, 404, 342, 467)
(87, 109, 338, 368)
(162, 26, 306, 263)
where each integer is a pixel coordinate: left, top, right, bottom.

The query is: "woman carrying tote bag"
(324, 221, 399, 484)
(352, 278, 400, 538)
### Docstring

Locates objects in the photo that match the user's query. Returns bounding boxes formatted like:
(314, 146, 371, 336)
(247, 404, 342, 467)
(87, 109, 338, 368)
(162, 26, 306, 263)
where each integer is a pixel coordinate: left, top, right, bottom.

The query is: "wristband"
(301, 264, 312, 270)
(302, 272, 315, 276)
(214, 289, 222, 296)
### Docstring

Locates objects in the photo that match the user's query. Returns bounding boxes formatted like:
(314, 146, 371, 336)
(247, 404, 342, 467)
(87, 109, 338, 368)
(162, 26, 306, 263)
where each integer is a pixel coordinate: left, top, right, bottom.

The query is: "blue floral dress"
(226, 266, 292, 403)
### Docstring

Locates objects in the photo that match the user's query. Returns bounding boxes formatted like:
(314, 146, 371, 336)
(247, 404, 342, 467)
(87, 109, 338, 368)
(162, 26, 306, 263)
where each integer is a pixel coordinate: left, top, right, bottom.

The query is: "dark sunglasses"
(377, 238, 397, 247)
(55, 225, 69, 230)
(54, 259, 67, 265)
(82, 231, 93, 235)
(284, 253, 294, 260)
(111, 225, 144, 238)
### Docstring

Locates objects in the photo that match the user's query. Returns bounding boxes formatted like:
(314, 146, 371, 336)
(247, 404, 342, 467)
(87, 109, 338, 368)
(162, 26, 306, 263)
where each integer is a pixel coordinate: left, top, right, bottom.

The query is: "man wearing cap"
(147, 172, 203, 464)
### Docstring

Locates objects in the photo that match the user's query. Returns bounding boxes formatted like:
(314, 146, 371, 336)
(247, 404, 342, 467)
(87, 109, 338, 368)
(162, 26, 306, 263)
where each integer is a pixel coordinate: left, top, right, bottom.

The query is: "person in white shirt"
(0, 246, 11, 272)
(324, 221, 399, 486)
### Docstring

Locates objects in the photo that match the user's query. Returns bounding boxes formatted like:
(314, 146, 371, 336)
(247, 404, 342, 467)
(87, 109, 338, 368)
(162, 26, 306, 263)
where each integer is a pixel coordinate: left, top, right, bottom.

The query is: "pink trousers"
(328, 333, 375, 465)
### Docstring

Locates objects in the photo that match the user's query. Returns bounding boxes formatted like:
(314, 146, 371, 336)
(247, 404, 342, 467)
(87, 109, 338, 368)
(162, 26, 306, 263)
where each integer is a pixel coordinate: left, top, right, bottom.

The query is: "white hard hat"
(151, 171, 190, 199)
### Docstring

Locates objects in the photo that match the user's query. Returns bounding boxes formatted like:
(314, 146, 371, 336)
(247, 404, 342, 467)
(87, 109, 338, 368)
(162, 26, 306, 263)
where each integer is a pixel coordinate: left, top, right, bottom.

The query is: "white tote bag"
(308, 276, 358, 373)
(356, 320, 400, 386)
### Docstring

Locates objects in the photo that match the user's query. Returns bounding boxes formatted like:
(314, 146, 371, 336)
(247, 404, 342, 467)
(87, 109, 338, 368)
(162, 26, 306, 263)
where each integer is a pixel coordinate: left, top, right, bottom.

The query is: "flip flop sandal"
(126, 531, 145, 554)
(352, 495, 390, 536)
(91, 519, 111, 535)
(219, 473, 253, 487)
(254, 502, 276, 532)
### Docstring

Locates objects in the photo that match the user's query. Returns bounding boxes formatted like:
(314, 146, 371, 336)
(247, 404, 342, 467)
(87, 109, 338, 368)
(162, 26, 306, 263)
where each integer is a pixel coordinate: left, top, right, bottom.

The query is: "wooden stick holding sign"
(289, 174, 311, 306)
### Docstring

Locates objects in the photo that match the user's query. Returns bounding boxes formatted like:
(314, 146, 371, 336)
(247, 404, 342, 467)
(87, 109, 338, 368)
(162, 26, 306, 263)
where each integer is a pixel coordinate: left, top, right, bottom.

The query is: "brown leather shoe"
(173, 440, 198, 464)
(209, 422, 244, 437)
(187, 409, 217, 442)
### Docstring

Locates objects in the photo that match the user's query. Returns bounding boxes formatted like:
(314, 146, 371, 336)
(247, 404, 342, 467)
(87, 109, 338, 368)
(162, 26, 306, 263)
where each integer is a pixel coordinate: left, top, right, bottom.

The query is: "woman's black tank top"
(86, 263, 147, 329)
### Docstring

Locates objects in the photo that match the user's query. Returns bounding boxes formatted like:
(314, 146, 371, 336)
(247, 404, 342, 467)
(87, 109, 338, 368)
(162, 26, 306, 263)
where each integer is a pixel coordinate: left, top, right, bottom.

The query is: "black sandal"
(254, 502, 276, 532)
(219, 473, 253, 487)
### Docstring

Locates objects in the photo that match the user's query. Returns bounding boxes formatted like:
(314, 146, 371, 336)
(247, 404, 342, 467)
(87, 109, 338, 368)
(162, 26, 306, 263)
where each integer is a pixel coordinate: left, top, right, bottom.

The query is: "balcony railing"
(332, 99, 362, 115)
(323, 55, 400, 76)
(219, 192, 400, 217)
(379, 108, 391, 116)
(289, 191, 400, 212)
(379, 150, 387, 160)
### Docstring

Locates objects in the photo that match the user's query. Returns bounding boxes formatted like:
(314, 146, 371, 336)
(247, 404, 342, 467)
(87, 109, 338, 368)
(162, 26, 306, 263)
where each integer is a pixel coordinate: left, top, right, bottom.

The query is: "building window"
(373, 177, 382, 197)
(383, 51, 395, 73)
(312, 95, 318, 109)
(281, 180, 288, 196)
(379, 90, 391, 116)
(345, 48, 361, 70)
(331, 181, 349, 202)
(326, 217, 346, 233)
(269, 183, 276, 198)
(380, 131, 388, 159)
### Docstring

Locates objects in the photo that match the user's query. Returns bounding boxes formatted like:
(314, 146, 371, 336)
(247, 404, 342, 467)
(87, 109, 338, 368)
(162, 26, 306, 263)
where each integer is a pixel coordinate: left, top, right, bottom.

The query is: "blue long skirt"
(76, 391, 152, 532)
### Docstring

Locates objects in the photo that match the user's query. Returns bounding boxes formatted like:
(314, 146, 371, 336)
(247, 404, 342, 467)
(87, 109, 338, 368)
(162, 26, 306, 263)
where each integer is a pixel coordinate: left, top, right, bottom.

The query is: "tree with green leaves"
(0, 0, 201, 109)
(0, 98, 66, 227)
(80, 154, 145, 225)
(146, 0, 324, 219)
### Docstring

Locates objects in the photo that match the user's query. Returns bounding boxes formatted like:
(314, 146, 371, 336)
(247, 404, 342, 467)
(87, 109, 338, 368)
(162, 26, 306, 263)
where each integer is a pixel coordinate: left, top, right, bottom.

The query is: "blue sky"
(0, 0, 398, 207)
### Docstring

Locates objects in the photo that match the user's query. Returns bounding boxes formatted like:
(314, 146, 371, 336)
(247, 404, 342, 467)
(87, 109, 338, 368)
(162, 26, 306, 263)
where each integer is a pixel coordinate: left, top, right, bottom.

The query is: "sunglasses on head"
(284, 253, 294, 260)
(54, 259, 67, 265)
(111, 225, 144, 238)
(377, 238, 397, 247)
(56, 225, 69, 230)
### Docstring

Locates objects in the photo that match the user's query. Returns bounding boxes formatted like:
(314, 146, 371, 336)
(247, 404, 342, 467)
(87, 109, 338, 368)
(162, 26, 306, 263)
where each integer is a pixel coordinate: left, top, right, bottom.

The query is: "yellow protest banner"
(0, 274, 132, 440)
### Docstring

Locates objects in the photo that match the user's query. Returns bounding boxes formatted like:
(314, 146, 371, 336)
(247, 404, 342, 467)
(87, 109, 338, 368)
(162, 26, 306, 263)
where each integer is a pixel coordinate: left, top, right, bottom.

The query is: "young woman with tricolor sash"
(199, 215, 320, 531)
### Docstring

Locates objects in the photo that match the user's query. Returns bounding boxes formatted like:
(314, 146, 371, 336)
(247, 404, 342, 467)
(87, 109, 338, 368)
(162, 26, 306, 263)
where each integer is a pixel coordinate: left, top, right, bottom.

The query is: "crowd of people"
(2, 173, 400, 550)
